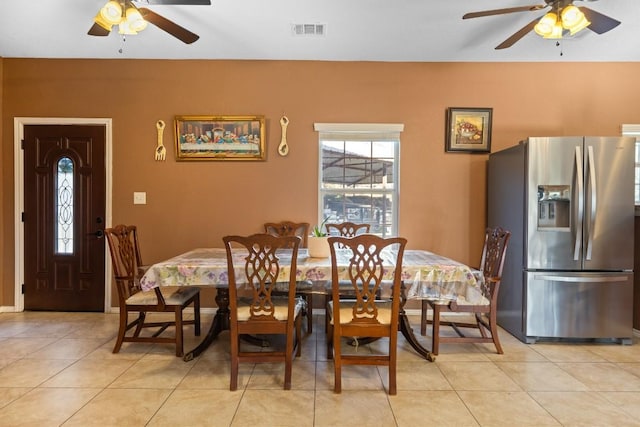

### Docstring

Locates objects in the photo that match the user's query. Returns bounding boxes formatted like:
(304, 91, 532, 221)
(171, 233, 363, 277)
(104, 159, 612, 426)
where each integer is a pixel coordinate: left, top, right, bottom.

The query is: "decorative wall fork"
(155, 120, 166, 161)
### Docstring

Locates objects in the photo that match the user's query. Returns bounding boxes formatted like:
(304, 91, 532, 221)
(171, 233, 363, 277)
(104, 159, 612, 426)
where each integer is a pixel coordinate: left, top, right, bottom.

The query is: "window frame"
(621, 124, 640, 210)
(314, 123, 403, 237)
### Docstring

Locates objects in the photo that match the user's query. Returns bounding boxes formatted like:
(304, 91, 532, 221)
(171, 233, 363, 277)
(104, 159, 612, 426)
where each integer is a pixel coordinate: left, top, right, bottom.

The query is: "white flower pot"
(307, 236, 330, 258)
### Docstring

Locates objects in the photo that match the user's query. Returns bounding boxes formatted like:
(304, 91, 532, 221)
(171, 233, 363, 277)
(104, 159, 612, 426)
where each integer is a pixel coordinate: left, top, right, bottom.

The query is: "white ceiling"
(1, 0, 639, 62)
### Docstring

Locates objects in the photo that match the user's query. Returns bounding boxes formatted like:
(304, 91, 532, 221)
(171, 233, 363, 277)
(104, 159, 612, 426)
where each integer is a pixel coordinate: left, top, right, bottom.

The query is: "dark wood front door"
(23, 125, 106, 311)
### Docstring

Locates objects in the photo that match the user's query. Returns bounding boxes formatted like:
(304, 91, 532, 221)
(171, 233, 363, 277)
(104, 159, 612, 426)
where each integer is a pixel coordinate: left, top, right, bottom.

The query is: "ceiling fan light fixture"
(125, 6, 148, 32)
(561, 5, 591, 34)
(118, 19, 138, 35)
(534, 12, 558, 37)
(544, 21, 564, 39)
(568, 16, 590, 35)
(94, 13, 115, 31)
(562, 10, 591, 35)
(99, 1, 123, 26)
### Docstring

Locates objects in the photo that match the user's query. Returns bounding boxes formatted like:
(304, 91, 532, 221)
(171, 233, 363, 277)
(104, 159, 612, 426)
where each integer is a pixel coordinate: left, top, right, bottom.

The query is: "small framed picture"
(445, 107, 493, 153)
(175, 115, 266, 161)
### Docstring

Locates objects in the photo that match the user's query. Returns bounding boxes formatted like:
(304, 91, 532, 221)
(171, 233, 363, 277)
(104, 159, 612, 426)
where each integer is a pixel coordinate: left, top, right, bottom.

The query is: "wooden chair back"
(263, 220, 314, 333)
(326, 221, 370, 240)
(105, 224, 201, 357)
(322, 222, 373, 327)
(223, 233, 303, 390)
(327, 234, 407, 395)
(478, 226, 511, 304)
(264, 221, 310, 248)
(105, 224, 145, 302)
(420, 226, 511, 355)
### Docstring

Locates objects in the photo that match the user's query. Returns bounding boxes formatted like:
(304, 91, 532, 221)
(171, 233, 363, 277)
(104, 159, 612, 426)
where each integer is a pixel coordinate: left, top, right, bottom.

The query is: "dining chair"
(325, 221, 370, 244)
(105, 224, 201, 357)
(323, 221, 372, 331)
(264, 221, 314, 333)
(223, 233, 304, 391)
(420, 226, 511, 355)
(326, 234, 407, 395)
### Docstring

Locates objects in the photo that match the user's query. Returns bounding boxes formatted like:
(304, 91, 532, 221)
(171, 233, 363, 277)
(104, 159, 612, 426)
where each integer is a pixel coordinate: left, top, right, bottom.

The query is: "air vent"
(291, 23, 326, 37)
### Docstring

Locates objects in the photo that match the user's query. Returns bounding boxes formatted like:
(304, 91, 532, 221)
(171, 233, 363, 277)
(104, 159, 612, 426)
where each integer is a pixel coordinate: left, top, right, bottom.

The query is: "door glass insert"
(56, 157, 74, 254)
(537, 184, 570, 230)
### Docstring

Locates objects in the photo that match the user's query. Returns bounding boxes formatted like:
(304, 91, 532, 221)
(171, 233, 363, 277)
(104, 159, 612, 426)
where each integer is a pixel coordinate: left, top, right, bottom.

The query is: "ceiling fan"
(462, 0, 621, 50)
(88, 0, 211, 44)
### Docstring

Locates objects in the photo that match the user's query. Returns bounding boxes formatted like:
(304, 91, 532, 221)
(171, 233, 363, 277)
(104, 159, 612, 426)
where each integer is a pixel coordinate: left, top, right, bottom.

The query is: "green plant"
(311, 217, 329, 237)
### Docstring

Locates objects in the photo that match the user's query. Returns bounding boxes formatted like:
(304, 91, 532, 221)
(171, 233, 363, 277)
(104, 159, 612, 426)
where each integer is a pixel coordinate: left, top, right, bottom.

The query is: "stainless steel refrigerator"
(488, 136, 635, 344)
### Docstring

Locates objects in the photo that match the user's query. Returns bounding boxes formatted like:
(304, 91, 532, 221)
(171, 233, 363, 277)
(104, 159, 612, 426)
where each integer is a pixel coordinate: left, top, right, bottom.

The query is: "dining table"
(140, 247, 483, 362)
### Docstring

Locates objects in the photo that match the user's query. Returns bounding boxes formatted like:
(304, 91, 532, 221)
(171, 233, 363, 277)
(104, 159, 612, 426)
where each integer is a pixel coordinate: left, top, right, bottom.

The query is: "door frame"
(14, 117, 113, 312)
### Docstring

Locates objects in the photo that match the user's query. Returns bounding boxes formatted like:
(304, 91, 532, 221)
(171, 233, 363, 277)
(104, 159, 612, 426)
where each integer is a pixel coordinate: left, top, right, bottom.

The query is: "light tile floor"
(1, 311, 640, 426)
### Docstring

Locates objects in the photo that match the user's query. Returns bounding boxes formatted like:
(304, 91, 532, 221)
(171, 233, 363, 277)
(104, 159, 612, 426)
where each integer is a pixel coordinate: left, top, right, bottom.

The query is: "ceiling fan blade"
(580, 6, 621, 35)
(88, 22, 111, 37)
(495, 17, 540, 50)
(134, 0, 211, 4)
(463, 5, 546, 19)
(138, 7, 200, 44)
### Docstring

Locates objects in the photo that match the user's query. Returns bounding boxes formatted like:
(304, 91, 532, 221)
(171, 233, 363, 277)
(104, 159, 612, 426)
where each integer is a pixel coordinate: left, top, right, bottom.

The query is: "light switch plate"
(133, 192, 146, 205)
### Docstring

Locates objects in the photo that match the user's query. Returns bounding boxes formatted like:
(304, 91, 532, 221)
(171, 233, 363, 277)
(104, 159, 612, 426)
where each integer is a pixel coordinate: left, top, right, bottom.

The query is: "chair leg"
(326, 299, 334, 360)
(333, 329, 342, 393)
(431, 304, 442, 356)
(324, 294, 331, 333)
(133, 312, 146, 337)
(284, 321, 295, 390)
(113, 308, 129, 353)
(388, 332, 398, 396)
(175, 308, 184, 357)
(295, 314, 302, 357)
(284, 356, 293, 389)
(420, 300, 428, 336)
(230, 332, 239, 391)
(305, 294, 313, 333)
(326, 322, 334, 360)
(477, 314, 489, 339)
(487, 313, 503, 354)
(193, 295, 201, 336)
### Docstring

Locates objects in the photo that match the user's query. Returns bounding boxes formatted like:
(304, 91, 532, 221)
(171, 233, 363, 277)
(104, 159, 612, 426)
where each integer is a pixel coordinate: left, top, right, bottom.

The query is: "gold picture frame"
(175, 115, 266, 161)
(445, 107, 493, 153)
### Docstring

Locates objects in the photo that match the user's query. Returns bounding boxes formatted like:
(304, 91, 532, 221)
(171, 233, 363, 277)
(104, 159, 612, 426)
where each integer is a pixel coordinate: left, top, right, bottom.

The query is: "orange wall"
(2, 59, 640, 308)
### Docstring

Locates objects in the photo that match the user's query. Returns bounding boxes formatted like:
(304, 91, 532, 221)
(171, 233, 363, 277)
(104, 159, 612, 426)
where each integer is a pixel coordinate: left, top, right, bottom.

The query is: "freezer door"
(527, 137, 583, 270)
(582, 137, 635, 270)
(525, 272, 633, 340)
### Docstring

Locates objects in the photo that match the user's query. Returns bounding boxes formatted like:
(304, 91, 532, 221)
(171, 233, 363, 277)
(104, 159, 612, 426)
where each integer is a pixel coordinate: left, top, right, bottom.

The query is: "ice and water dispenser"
(537, 185, 570, 230)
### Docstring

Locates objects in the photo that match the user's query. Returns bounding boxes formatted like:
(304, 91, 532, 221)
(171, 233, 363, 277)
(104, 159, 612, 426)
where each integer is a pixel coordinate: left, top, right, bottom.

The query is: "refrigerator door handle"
(585, 145, 597, 260)
(534, 274, 629, 283)
(573, 146, 584, 261)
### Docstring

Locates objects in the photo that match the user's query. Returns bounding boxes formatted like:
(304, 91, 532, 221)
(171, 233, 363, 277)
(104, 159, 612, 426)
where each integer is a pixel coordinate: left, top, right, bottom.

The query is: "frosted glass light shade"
(534, 13, 558, 37)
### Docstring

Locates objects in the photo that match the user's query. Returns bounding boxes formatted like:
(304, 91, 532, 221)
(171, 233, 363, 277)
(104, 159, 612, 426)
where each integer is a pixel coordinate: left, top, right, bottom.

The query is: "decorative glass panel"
(56, 157, 74, 254)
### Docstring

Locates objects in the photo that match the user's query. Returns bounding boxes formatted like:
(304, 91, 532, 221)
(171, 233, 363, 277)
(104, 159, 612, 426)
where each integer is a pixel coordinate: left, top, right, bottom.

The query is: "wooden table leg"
(348, 284, 436, 361)
(398, 282, 436, 362)
(183, 287, 270, 361)
(399, 310, 435, 362)
(183, 287, 230, 361)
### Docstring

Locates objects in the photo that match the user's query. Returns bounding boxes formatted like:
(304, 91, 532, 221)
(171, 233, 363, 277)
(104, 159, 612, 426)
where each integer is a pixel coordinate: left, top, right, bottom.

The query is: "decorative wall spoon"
(278, 115, 289, 156)
(155, 120, 166, 161)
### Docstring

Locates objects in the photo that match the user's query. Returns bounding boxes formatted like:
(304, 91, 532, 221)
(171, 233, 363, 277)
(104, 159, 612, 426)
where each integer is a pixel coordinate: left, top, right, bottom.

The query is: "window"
(314, 123, 403, 237)
(622, 124, 640, 205)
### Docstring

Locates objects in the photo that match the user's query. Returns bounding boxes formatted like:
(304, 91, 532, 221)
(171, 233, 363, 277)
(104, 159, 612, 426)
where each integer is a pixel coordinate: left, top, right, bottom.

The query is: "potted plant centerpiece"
(308, 217, 331, 258)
